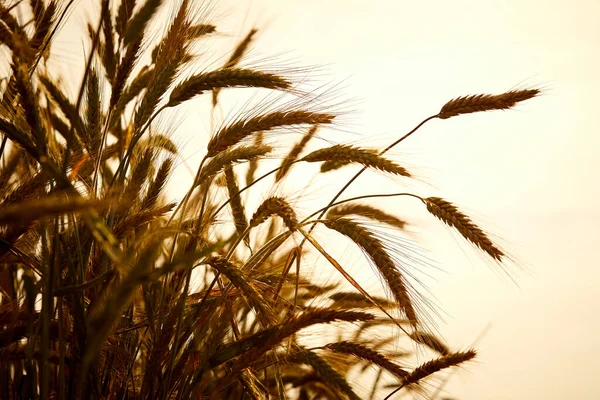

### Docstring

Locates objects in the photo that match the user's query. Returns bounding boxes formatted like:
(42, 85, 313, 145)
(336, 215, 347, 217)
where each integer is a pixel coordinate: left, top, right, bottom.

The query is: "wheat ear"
(245, 131, 264, 186)
(329, 291, 396, 309)
(249, 197, 298, 231)
(293, 349, 361, 400)
(122, 0, 163, 46)
(210, 309, 373, 368)
(207, 110, 334, 157)
(323, 218, 418, 325)
(168, 68, 292, 107)
(401, 349, 476, 387)
(324, 341, 409, 379)
(204, 256, 272, 321)
(302, 144, 411, 177)
(437, 89, 539, 119)
(224, 165, 249, 244)
(408, 331, 449, 355)
(275, 124, 318, 182)
(196, 145, 272, 184)
(327, 203, 407, 230)
(423, 197, 504, 261)
(213, 28, 258, 105)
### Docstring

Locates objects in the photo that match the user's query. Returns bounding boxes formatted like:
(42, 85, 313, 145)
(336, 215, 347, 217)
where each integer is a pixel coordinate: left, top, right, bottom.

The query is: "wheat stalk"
(168, 68, 292, 107)
(207, 110, 334, 157)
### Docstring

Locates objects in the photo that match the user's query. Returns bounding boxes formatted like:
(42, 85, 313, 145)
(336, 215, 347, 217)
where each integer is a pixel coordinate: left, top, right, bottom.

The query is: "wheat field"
(0, 1, 540, 399)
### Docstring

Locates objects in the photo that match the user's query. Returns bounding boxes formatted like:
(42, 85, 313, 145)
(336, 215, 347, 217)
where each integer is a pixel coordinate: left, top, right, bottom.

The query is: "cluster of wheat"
(0, 1, 539, 399)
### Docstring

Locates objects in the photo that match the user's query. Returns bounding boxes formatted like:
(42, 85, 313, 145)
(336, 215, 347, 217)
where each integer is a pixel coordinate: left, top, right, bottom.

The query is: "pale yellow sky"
(51, 0, 599, 399)
(211, 1, 600, 399)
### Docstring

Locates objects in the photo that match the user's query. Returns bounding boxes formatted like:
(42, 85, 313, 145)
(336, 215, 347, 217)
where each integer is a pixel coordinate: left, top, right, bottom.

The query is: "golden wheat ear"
(327, 203, 407, 230)
(245, 131, 264, 186)
(210, 308, 374, 369)
(207, 110, 335, 157)
(204, 256, 273, 322)
(223, 164, 250, 244)
(249, 197, 299, 231)
(196, 145, 273, 184)
(276, 124, 319, 182)
(302, 144, 411, 177)
(291, 349, 362, 400)
(423, 197, 504, 261)
(167, 68, 292, 107)
(322, 217, 419, 326)
(402, 349, 476, 388)
(437, 89, 539, 119)
(383, 349, 477, 399)
(329, 291, 397, 309)
(122, 0, 163, 46)
(408, 331, 450, 355)
(324, 341, 409, 379)
(213, 28, 258, 106)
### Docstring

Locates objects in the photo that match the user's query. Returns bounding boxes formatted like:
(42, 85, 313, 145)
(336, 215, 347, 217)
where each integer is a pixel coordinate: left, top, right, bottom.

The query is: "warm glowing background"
(53, 0, 598, 398)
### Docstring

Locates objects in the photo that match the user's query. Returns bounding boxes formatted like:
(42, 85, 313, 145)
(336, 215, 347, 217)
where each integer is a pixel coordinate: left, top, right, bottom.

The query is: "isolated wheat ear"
(423, 196, 504, 261)
(437, 89, 539, 119)
(401, 349, 477, 387)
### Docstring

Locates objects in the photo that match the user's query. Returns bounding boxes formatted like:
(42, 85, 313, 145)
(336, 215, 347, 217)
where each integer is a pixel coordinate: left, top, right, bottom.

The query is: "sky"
(210, 1, 598, 398)
(51, 0, 600, 399)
